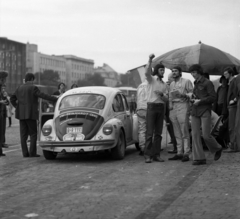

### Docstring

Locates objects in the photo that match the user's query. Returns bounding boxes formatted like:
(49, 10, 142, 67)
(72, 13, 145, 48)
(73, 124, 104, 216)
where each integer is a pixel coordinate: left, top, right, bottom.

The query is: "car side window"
(113, 94, 124, 112)
(122, 94, 129, 111)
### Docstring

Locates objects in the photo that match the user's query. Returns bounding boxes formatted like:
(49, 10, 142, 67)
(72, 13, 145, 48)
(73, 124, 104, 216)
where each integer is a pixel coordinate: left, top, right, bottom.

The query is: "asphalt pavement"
(1, 120, 240, 219)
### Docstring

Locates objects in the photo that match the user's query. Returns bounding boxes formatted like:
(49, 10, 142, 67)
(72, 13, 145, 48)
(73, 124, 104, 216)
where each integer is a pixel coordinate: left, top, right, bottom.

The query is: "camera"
(190, 94, 198, 103)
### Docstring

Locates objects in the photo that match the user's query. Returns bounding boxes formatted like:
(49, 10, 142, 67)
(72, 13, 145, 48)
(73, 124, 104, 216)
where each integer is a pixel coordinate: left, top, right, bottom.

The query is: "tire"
(135, 142, 141, 151)
(43, 150, 58, 160)
(111, 129, 126, 160)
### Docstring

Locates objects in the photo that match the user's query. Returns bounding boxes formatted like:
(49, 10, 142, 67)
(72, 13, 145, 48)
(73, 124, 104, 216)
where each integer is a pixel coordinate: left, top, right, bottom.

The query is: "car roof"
(63, 86, 121, 99)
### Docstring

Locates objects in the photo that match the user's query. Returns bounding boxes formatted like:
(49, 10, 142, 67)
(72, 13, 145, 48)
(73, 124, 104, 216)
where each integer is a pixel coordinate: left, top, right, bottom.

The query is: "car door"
(121, 94, 133, 143)
(38, 99, 55, 141)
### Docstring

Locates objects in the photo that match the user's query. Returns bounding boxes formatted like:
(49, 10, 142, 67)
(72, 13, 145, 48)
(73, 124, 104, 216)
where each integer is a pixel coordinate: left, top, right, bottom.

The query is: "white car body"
(39, 86, 139, 160)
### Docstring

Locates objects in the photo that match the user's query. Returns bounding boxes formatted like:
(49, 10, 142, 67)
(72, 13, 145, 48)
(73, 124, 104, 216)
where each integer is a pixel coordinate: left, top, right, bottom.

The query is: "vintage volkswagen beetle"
(38, 86, 139, 160)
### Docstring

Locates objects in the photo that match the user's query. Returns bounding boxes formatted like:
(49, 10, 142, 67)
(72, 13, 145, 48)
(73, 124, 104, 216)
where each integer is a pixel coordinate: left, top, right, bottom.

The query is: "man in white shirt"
(136, 80, 148, 155)
(144, 54, 168, 163)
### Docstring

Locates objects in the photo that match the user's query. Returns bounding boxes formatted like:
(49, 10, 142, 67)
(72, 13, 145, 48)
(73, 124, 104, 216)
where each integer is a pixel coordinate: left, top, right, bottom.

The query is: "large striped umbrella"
(152, 42, 240, 75)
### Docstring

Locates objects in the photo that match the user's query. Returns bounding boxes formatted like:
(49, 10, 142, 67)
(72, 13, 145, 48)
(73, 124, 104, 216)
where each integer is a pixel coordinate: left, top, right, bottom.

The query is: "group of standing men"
(135, 54, 237, 164)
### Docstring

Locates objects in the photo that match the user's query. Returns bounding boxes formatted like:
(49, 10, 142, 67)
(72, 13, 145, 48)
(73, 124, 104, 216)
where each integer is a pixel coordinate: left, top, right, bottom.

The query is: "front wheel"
(111, 130, 126, 160)
(43, 150, 58, 160)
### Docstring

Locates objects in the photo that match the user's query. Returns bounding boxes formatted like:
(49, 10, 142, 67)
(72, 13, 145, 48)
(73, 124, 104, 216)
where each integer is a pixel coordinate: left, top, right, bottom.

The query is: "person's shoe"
(0, 153, 6, 156)
(145, 156, 152, 163)
(168, 149, 177, 154)
(23, 155, 29, 158)
(153, 156, 164, 162)
(2, 144, 8, 148)
(181, 155, 190, 162)
(214, 148, 222, 161)
(139, 150, 144, 156)
(168, 154, 183, 160)
(192, 160, 206, 165)
(30, 154, 40, 157)
(222, 148, 238, 153)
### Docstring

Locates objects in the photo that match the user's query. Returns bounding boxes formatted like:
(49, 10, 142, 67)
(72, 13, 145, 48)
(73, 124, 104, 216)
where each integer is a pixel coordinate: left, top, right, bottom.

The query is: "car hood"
(55, 110, 104, 141)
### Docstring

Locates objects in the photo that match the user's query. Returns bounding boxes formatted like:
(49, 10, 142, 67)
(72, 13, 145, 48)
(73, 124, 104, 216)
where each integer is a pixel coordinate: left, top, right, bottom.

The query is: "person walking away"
(129, 94, 137, 114)
(0, 71, 8, 157)
(165, 72, 177, 153)
(136, 80, 148, 156)
(0, 86, 8, 148)
(168, 66, 193, 162)
(2, 90, 13, 127)
(189, 64, 222, 165)
(213, 76, 228, 117)
(222, 67, 239, 153)
(10, 73, 58, 158)
(144, 54, 168, 163)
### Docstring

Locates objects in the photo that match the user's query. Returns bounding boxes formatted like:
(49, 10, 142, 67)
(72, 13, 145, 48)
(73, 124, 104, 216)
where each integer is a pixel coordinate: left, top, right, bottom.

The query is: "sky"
(0, 0, 240, 82)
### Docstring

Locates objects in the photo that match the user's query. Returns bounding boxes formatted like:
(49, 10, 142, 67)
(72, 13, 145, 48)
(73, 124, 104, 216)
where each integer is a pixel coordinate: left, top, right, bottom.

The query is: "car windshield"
(59, 94, 106, 110)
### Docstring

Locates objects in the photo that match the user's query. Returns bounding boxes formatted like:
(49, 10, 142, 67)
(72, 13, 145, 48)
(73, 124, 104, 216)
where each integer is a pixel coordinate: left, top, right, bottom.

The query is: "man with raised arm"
(144, 54, 168, 163)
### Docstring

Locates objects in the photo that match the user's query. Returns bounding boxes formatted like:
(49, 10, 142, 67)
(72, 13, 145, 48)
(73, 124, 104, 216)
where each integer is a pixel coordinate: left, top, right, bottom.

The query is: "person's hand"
(149, 54, 155, 61)
(0, 100, 8, 105)
(154, 90, 163, 97)
(229, 100, 235, 105)
(175, 92, 182, 98)
(193, 99, 200, 106)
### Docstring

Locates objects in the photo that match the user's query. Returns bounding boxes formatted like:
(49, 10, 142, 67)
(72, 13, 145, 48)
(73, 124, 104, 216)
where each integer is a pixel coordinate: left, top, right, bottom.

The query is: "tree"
(77, 73, 105, 87)
(119, 72, 136, 88)
(35, 70, 60, 87)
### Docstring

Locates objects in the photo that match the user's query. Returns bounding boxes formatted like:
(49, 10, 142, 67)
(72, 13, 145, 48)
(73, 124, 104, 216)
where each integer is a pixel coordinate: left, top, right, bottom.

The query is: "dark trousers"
(145, 103, 165, 157)
(2, 116, 6, 143)
(0, 114, 4, 154)
(20, 119, 38, 157)
(216, 103, 223, 116)
(165, 108, 177, 146)
(8, 117, 12, 127)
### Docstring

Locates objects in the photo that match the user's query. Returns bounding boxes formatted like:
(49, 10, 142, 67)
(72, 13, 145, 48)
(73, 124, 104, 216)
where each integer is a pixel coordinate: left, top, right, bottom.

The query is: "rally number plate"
(67, 127, 82, 134)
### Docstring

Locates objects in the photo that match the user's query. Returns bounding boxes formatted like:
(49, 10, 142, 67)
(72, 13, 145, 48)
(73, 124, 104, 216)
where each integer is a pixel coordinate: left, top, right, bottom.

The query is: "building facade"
(60, 55, 94, 89)
(0, 37, 26, 94)
(26, 44, 94, 89)
(26, 43, 67, 85)
(94, 63, 120, 87)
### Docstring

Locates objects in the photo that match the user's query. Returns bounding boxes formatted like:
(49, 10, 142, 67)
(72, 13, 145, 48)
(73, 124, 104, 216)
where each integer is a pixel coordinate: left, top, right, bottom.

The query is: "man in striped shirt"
(168, 66, 193, 162)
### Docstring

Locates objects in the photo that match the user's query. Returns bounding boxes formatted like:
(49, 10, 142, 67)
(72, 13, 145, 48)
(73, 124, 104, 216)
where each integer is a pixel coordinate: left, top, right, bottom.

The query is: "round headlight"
(42, 125, 52, 136)
(103, 124, 113, 135)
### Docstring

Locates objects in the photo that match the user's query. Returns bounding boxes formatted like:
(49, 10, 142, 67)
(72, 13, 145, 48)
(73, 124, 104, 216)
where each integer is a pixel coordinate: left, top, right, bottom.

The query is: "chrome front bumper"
(39, 139, 115, 153)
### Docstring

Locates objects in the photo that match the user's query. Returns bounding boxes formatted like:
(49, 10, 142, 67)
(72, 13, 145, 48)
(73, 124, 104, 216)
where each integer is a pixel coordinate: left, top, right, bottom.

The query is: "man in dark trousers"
(0, 71, 8, 157)
(189, 64, 222, 165)
(10, 73, 58, 157)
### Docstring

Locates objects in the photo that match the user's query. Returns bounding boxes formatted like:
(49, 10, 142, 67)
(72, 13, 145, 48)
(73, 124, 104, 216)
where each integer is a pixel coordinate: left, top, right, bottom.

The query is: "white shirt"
(146, 76, 168, 104)
(136, 81, 148, 110)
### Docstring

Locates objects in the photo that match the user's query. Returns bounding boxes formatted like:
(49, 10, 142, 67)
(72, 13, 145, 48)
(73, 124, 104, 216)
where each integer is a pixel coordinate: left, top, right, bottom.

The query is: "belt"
(147, 102, 164, 106)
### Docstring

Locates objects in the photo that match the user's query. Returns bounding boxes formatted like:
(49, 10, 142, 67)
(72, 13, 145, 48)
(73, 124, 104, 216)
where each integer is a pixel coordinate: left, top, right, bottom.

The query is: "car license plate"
(67, 127, 82, 133)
